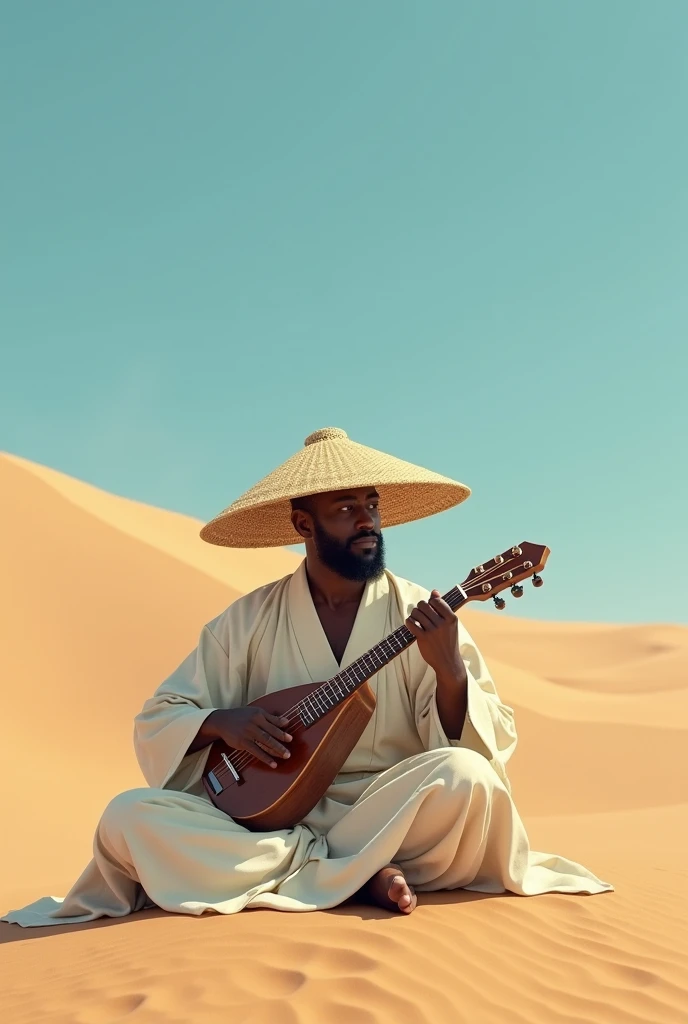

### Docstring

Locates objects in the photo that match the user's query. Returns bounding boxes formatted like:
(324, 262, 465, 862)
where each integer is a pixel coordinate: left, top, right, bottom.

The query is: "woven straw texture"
(200, 427, 471, 548)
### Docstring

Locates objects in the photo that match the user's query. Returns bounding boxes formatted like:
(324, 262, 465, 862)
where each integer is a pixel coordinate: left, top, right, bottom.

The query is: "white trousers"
(2, 748, 612, 926)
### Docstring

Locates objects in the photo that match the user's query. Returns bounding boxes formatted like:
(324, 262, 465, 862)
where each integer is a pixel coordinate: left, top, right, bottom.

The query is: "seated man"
(3, 427, 611, 927)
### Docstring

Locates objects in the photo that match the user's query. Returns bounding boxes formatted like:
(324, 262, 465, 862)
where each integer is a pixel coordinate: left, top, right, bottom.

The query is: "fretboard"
(298, 584, 468, 726)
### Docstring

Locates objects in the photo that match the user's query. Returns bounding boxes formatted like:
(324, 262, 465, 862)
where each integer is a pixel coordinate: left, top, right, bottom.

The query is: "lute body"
(201, 541, 549, 831)
(202, 682, 376, 830)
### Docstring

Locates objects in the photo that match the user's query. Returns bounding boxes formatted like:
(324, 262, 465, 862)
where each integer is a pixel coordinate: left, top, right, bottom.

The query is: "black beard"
(311, 521, 386, 582)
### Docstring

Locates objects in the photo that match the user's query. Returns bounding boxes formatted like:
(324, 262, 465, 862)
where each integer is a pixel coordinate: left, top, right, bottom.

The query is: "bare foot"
(365, 864, 417, 914)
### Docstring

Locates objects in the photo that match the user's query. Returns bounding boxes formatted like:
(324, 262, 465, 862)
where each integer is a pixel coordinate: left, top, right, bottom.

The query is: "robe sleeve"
(410, 620, 517, 789)
(133, 623, 232, 793)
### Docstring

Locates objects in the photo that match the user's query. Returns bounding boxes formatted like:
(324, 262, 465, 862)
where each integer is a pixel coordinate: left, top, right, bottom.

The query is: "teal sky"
(2, 2, 686, 624)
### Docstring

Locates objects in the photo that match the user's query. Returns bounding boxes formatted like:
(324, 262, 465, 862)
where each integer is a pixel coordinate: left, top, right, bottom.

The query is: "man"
(3, 427, 611, 927)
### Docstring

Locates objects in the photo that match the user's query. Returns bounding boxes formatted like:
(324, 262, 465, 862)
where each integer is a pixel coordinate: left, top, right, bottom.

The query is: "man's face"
(302, 488, 385, 582)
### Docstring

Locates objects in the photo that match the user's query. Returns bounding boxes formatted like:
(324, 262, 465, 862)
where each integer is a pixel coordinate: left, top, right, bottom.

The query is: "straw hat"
(200, 427, 471, 548)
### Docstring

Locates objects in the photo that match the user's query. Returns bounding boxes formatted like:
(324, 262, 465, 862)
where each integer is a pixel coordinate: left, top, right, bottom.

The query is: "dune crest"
(1, 453, 687, 1023)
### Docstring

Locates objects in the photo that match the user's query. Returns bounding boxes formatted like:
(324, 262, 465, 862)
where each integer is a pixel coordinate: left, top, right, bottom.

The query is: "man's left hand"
(406, 590, 465, 680)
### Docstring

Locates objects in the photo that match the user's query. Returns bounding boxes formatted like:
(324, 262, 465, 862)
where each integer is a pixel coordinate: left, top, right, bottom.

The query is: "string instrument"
(202, 541, 549, 830)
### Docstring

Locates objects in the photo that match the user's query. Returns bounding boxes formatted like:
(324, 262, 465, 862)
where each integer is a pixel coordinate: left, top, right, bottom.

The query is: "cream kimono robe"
(2, 563, 611, 926)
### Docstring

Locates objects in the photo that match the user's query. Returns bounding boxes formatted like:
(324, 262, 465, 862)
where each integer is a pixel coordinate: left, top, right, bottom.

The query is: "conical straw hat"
(200, 427, 471, 548)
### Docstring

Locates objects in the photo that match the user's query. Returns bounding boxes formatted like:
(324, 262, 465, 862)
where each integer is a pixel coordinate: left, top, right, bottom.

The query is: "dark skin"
(188, 487, 468, 914)
(291, 487, 382, 664)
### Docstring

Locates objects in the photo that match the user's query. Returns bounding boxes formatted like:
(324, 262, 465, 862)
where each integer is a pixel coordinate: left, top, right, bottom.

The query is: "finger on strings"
(249, 740, 278, 767)
(266, 712, 291, 728)
(428, 594, 455, 620)
(406, 616, 423, 636)
(417, 601, 442, 627)
(256, 732, 290, 758)
(261, 717, 293, 743)
(409, 608, 434, 630)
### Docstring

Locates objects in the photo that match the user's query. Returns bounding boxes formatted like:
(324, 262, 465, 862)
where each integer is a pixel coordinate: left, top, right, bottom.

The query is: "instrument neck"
(303, 585, 467, 724)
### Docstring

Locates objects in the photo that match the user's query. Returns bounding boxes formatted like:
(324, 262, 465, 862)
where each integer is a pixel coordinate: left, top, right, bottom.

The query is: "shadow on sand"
(0, 889, 523, 945)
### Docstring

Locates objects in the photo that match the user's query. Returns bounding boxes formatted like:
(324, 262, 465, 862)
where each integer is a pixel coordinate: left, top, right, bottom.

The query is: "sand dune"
(1, 452, 687, 1023)
(462, 612, 688, 694)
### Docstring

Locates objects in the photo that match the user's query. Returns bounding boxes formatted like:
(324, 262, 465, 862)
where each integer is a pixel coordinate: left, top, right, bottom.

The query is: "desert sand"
(1, 450, 686, 1023)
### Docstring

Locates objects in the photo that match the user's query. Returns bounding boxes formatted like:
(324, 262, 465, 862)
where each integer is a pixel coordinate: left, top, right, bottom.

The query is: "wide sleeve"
(411, 620, 518, 789)
(133, 622, 232, 792)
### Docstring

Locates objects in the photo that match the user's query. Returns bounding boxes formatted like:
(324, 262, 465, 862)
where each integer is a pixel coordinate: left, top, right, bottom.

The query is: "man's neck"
(304, 558, 366, 611)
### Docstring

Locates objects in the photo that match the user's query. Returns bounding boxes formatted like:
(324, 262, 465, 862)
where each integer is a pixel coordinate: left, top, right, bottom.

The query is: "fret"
(332, 677, 345, 699)
(305, 692, 319, 718)
(300, 703, 315, 726)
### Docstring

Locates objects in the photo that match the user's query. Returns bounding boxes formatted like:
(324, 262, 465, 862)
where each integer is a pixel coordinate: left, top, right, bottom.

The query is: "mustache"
(347, 530, 381, 548)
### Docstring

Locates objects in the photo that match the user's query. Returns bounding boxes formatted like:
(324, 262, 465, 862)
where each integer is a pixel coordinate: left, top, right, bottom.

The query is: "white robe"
(2, 563, 612, 926)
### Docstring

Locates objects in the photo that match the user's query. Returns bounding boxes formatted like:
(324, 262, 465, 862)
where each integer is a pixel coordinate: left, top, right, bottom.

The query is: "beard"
(311, 521, 386, 582)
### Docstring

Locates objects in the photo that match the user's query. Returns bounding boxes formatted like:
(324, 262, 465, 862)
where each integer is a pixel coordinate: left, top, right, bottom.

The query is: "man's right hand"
(206, 707, 293, 768)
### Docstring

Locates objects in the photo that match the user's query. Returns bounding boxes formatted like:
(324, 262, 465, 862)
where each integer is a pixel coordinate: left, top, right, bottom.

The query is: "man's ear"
(291, 508, 314, 541)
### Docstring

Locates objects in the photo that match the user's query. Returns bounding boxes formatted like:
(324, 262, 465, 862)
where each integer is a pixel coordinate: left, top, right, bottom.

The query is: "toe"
(387, 875, 406, 901)
(388, 875, 415, 913)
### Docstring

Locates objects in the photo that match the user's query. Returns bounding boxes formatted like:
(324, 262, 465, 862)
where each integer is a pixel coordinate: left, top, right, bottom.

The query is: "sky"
(2, 1, 686, 625)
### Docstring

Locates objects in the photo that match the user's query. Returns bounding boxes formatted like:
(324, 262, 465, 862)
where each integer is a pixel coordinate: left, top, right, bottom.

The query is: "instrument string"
(210, 558, 532, 784)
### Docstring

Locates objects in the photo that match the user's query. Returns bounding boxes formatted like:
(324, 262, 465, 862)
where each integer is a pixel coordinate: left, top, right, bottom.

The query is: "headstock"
(460, 542, 550, 610)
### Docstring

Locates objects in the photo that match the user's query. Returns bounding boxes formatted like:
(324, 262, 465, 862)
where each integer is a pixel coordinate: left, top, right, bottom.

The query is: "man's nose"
(354, 506, 376, 531)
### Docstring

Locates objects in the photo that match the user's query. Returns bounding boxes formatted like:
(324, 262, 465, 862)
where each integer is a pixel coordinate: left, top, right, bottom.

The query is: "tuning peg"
(510, 584, 524, 598)
(532, 574, 543, 588)
(493, 595, 506, 610)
